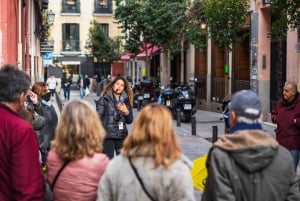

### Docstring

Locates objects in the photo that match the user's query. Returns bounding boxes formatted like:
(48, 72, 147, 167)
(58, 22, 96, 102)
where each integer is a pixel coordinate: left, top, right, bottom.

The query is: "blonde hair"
(51, 100, 106, 161)
(122, 103, 182, 168)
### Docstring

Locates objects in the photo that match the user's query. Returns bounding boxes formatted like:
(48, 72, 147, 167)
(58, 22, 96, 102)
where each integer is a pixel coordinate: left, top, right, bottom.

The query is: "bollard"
(176, 108, 181, 127)
(191, 116, 196, 135)
(212, 125, 218, 144)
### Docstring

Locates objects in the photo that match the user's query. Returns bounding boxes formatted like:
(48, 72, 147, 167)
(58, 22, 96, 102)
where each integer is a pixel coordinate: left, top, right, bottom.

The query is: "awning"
(120, 52, 133, 62)
(137, 45, 162, 60)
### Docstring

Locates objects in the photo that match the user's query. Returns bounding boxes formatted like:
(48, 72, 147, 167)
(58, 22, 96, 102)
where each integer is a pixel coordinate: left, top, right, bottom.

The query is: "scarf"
(229, 122, 262, 134)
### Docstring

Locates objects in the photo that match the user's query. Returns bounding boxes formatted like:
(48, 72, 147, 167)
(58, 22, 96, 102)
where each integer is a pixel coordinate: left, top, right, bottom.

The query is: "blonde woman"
(97, 103, 195, 201)
(47, 100, 109, 201)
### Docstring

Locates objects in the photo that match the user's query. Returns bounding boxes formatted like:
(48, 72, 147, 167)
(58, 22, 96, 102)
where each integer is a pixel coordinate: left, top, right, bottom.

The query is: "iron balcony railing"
(62, 1, 81, 13)
(62, 39, 80, 52)
(40, 42, 54, 53)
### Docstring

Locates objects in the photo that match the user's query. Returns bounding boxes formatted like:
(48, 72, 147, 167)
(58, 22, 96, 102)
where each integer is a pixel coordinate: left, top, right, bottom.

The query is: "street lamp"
(200, 22, 207, 30)
(47, 10, 55, 25)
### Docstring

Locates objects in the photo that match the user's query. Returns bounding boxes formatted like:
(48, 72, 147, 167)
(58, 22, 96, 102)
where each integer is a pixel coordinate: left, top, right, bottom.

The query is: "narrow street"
(53, 89, 279, 200)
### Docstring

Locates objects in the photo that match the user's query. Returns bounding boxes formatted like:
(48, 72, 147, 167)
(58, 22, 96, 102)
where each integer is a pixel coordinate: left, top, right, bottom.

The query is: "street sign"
(43, 52, 53, 67)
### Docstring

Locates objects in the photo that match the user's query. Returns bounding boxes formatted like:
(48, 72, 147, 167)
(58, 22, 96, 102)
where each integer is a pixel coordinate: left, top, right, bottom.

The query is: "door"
(232, 30, 250, 93)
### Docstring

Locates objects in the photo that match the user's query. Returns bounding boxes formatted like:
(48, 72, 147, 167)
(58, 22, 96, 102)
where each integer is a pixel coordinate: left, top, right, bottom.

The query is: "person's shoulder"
(9, 116, 38, 142)
(277, 145, 295, 162)
(171, 154, 193, 169)
(47, 149, 60, 163)
(106, 154, 125, 169)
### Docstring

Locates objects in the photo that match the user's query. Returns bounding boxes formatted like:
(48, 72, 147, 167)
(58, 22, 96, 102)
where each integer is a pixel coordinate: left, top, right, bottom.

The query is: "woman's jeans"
(289, 150, 300, 172)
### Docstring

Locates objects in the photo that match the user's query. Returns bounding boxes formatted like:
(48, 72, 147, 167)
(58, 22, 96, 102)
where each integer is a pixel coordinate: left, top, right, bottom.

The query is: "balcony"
(62, 0, 81, 14)
(94, 0, 112, 14)
(62, 39, 81, 52)
(40, 42, 54, 53)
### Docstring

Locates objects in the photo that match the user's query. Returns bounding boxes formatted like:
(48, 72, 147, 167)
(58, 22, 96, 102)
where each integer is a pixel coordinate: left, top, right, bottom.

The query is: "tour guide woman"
(96, 76, 133, 159)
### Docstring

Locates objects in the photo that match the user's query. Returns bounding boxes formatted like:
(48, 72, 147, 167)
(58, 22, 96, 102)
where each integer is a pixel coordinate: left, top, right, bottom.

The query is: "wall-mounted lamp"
(47, 10, 55, 25)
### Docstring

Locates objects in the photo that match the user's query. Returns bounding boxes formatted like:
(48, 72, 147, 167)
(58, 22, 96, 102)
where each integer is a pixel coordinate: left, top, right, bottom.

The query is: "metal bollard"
(176, 108, 181, 127)
(212, 125, 218, 144)
(191, 116, 196, 135)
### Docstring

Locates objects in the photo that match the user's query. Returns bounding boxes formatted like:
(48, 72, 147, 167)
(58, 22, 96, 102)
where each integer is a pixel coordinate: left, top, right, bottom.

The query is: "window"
(94, 0, 112, 14)
(62, 23, 80, 51)
(62, 0, 80, 13)
(100, 24, 109, 37)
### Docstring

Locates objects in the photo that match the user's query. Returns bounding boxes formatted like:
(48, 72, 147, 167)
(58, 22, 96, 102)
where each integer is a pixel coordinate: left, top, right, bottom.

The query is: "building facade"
(48, 0, 122, 83)
(157, 0, 299, 121)
(0, 0, 46, 83)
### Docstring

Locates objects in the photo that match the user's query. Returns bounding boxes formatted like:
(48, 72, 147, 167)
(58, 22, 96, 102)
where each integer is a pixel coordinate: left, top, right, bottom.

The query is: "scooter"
(137, 80, 156, 111)
(132, 83, 142, 108)
(173, 84, 197, 122)
(160, 86, 176, 110)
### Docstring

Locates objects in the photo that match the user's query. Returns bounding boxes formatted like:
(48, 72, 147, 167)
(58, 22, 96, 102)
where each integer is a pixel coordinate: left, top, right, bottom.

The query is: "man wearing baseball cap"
(202, 90, 300, 201)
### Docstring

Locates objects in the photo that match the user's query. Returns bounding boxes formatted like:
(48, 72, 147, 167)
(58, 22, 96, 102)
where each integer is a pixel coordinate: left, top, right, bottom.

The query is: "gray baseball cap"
(229, 90, 262, 120)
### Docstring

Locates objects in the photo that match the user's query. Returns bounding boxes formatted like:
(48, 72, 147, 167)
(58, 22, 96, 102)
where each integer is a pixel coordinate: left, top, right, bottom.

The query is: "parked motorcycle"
(137, 79, 157, 111)
(221, 99, 230, 133)
(132, 83, 142, 108)
(160, 86, 176, 110)
(173, 84, 197, 122)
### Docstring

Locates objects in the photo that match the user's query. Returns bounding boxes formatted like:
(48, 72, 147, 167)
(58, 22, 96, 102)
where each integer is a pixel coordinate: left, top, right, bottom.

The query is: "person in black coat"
(95, 76, 133, 159)
(61, 73, 72, 100)
(31, 82, 58, 165)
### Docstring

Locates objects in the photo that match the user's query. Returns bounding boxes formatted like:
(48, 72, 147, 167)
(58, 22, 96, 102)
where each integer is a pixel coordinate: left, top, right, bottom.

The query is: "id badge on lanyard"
(118, 122, 124, 130)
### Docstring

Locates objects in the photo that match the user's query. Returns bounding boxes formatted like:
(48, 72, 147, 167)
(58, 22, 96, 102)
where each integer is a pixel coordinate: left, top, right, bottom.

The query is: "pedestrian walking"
(91, 74, 98, 95)
(99, 75, 112, 95)
(47, 99, 109, 201)
(202, 90, 300, 201)
(95, 76, 133, 159)
(61, 73, 72, 100)
(0, 64, 44, 200)
(97, 103, 196, 201)
(85, 74, 91, 95)
(46, 74, 57, 97)
(271, 81, 300, 171)
(77, 74, 85, 99)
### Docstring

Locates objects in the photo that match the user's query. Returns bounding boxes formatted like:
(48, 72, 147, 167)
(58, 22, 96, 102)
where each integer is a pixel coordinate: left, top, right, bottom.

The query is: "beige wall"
(48, 0, 122, 56)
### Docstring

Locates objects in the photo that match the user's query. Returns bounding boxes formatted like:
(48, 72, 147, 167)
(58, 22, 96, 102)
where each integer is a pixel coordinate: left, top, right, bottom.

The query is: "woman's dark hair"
(102, 76, 134, 106)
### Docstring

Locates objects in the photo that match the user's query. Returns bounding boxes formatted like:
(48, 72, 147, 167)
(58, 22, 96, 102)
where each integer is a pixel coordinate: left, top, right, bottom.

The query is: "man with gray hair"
(202, 90, 300, 201)
(0, 65, 44, 200)
(271, 81, 300, 171)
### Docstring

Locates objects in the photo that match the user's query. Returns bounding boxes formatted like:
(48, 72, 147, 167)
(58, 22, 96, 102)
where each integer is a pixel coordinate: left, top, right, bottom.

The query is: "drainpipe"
(24, 0, 30, 75)
(250, 0, 258, 93)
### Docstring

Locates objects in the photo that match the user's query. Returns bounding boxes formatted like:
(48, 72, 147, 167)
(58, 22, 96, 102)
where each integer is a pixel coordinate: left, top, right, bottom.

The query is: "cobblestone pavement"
(53, 90, 288, 200)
